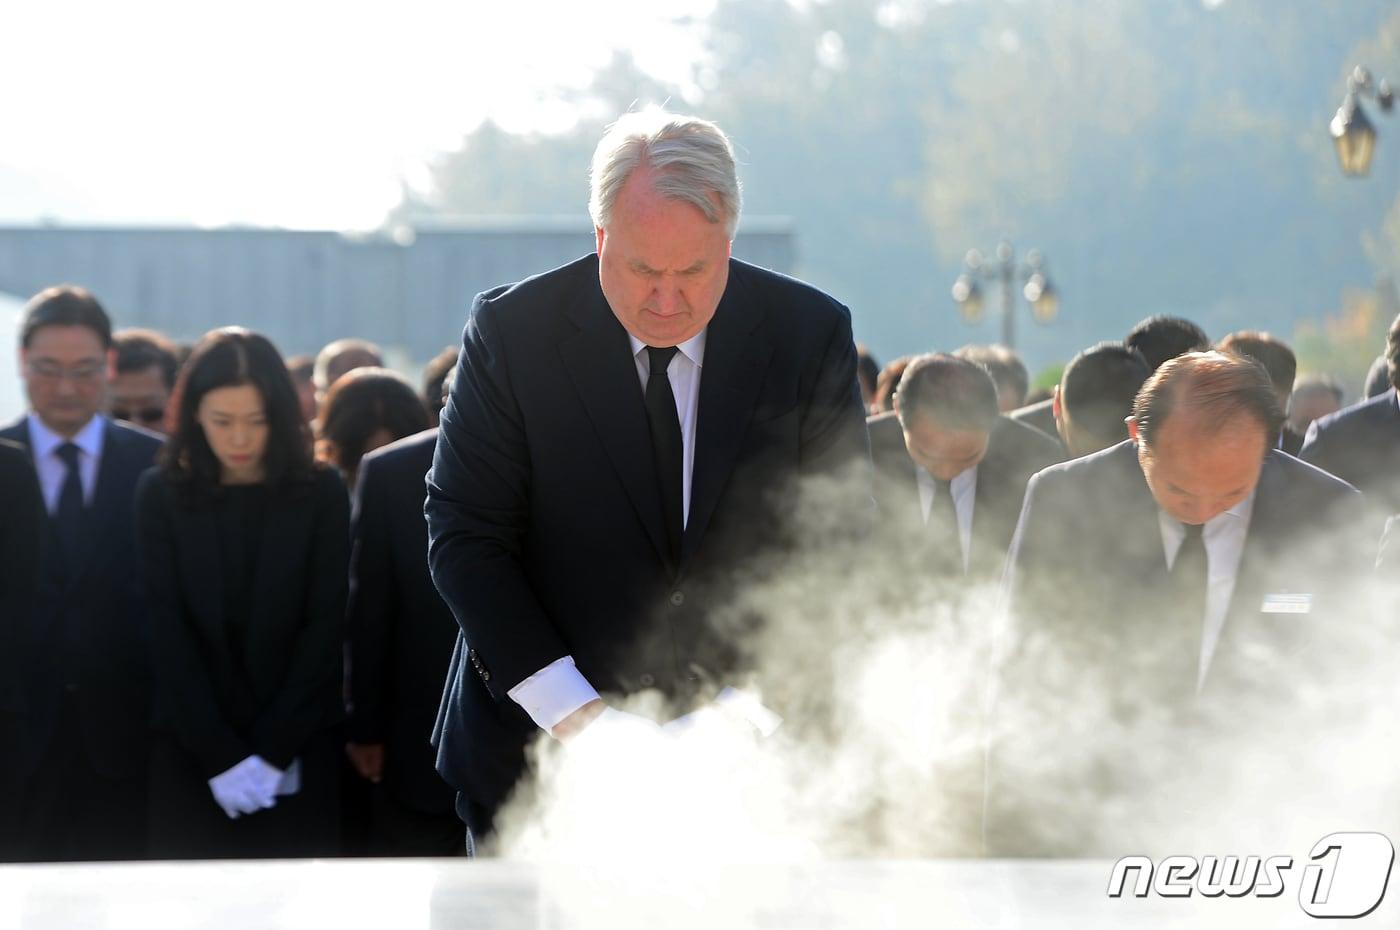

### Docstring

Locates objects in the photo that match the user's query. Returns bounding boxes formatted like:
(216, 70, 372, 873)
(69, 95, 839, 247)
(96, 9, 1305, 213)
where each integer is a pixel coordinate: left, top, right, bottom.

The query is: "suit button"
(669, 591, 685, 607)
(639, 673, 655, 687)
(480, 670, 491, 682)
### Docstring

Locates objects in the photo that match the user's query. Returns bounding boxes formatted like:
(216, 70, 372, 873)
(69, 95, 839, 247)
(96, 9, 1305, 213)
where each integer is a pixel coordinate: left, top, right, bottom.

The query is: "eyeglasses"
(27, 360, 106, 383)
(111, 406, 166, 426)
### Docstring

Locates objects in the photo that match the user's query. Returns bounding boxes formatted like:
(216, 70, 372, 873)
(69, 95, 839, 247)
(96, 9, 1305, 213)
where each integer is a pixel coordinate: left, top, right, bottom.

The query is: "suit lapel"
(558, 284, 672, 571)
(1109, 443, 1172, 586)
(682, 271, 771, 566)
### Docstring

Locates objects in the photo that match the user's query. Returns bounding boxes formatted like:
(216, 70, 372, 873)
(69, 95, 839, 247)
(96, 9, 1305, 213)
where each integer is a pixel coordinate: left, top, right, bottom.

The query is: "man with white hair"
(426, 111, 871, 846)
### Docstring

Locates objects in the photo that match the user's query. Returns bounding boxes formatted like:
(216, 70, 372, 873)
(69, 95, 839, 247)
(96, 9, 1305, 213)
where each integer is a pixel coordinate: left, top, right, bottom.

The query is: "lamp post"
(1330, 65, 1394, 177)
(951, 241, 1057, 351)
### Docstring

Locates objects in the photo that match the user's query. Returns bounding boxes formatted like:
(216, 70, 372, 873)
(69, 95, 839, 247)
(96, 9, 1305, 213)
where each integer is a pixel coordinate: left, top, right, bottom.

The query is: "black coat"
(0, 416, 162, 781)
(347, 429, 459, 815)
(0, 440, 42, 851)
(988, 440, 1369, 856)
(1008, 397, 1064, 452)
(0, 440, 41, 717)
(135, 466, 349, 777)
(1300, 387, 1400, 523)
(425, 254, 872, 819)
(867, 412, 1063, 583)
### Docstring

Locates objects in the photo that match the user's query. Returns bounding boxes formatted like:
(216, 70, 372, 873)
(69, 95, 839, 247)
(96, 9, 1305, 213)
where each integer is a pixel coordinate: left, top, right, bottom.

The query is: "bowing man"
(987, 351, 1370, 857)
(425, 110, 872, 846)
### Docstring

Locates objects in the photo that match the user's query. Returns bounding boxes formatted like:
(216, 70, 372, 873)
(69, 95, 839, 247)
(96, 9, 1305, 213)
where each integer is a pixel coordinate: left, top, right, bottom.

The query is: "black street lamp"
(951, 241, 1057, 350)
(1331, 65, 1394, 177)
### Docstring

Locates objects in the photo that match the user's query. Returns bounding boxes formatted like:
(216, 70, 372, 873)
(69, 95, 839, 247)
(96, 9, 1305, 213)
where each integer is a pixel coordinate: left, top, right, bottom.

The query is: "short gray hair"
(588, 110, 742, 239)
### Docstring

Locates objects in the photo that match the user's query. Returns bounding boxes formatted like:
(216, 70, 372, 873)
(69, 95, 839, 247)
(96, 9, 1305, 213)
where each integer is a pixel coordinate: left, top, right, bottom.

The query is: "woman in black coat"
(136, 327, 349, 859)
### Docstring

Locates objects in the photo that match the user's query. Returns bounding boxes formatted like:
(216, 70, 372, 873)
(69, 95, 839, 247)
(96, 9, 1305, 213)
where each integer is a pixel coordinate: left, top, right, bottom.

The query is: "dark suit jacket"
(347, 429, 458, 815)
(987, 440, 1368, 856)
(0, 440, 42, 849)
(0, 416, 163, 780)
(1301, 387, 1400, 521)
(867, 412, 1062, 583)
(0, 441, 41, 715)
(1008, 397, 1064, 452)
(1280, 425, 1306, 457)
(426, 254, 871, 819)
(136, 466, 349, 776)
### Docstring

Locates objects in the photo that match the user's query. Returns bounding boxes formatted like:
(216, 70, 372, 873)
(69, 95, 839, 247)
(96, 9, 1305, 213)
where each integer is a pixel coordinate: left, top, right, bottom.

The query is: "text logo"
(1107, 832, 1394, 919)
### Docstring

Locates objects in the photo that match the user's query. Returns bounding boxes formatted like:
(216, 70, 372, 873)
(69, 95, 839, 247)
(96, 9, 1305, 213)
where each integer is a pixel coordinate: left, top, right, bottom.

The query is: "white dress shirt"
(27, 414, 105, 514)
(916, 463, 977, 572)
(508, 329, 708, 732)
(1156, 491, 1256, 694)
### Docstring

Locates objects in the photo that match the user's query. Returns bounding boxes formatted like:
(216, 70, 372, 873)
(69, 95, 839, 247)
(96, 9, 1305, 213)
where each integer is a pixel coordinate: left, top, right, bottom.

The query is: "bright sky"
(1, 0, 713, 230)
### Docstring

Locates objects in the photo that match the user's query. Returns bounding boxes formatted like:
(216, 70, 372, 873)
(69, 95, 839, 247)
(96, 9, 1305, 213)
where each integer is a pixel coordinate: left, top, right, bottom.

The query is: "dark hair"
(113, 328, 180, 389)
(1131, 351, 1284, 450)
(1363, 354, 1390, 399)
(314, 338, 384, 392)
(1216, 331, 1297, 396)
(286, 354, 315, 384)
(954, 343, 1029, 409)
(1387, 313, 1400, 392)
(1291, 374, 1344, 407)
(872, 355, 912, 414)
(160, 328, 313, 492)
(856, 344, 880, 396)
(20, 285, 112, 349)
(895, 353, 1000, 432)
(1125, 315, 1210, 371)
(1060, 342, 1151, 445)
(319, 368, 430, 478)
(421, 346, 459, 421)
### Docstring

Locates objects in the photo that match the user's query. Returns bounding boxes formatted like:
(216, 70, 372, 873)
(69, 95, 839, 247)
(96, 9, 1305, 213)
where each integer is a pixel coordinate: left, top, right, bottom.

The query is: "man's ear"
(1126, 416, 1141, 444)
(595, 226, 606, 254)
(1051, 384, 1062, 422)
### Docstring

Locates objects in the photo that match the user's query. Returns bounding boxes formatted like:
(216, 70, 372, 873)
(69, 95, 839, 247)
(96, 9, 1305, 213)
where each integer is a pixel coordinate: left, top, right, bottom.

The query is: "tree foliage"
(388, 0, 1400, 380)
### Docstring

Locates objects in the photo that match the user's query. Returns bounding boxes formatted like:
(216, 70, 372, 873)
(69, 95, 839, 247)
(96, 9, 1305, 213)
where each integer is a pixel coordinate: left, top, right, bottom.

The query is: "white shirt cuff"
(507, 656, 601, 732)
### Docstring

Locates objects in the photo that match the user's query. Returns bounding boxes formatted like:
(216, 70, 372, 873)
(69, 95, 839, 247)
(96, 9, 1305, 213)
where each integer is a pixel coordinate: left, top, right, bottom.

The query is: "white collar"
(1159, 489, 1256, 540)
(28, 413, 105, 461)
(628, 328, 708, 369)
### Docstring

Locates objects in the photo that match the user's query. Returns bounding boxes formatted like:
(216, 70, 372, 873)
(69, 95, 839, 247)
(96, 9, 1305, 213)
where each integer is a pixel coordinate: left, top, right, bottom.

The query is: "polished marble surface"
(2, 857, 1384, 929)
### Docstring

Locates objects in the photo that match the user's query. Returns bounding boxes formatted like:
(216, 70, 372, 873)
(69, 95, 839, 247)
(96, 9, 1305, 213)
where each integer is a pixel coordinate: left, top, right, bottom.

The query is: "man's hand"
(346, 742, 385, 783)
(549, 698, 606, 742)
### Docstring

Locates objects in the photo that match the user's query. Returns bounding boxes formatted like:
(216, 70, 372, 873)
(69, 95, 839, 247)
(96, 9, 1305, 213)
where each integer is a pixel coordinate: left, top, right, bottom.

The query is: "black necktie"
(643, 346, 683, 565)
(1172, 522, 1209, 672)
(1172, 522, 1208, 610)
(54, 441, 85, 561)
(929, 477, 963, 576)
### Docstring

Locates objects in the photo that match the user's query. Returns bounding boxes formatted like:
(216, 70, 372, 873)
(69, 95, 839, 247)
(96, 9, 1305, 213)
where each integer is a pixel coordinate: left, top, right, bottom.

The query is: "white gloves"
(207, 755, 284, 820)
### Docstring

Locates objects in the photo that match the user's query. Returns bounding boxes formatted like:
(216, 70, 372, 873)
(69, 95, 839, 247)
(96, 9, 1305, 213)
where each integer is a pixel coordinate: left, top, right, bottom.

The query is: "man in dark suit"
(0, 440, 43, 860)
(868, 353, 1061, 584)
(1300, 313, 1400, 521)
(1, 286, 163, 861)
(987, 352, 1367, 857)
(1217, 330, 1304, 454)
(346, 427, 466, 855)
(425, 111, 871, 844)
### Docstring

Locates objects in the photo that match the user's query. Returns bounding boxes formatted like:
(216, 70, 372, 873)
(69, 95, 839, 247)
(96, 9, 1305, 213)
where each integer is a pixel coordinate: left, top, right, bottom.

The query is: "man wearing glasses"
(108, 329, 181, 435)
(0, 285, 163, 862)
